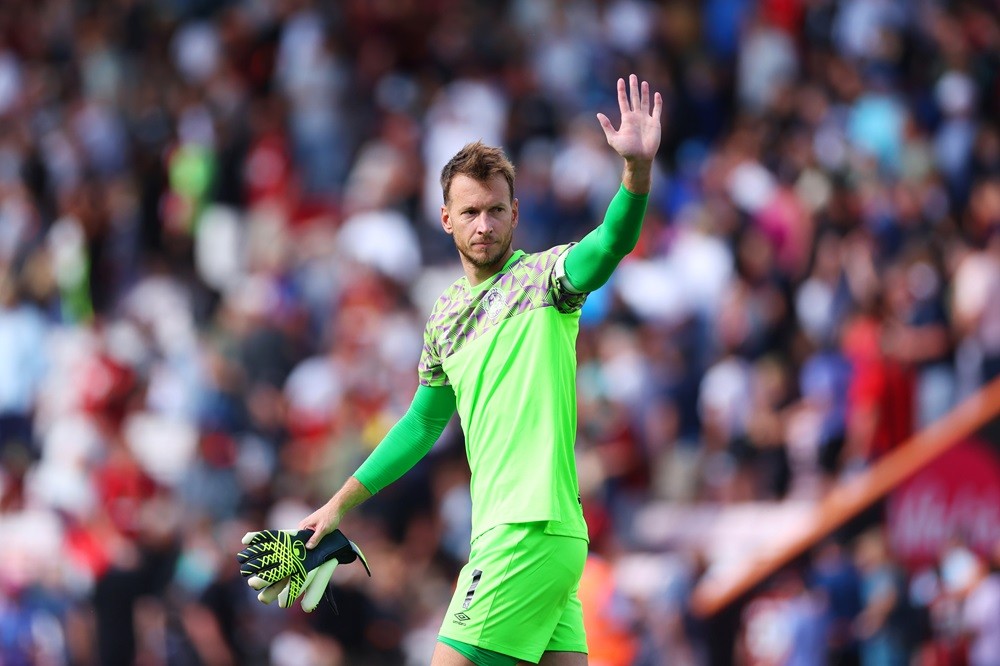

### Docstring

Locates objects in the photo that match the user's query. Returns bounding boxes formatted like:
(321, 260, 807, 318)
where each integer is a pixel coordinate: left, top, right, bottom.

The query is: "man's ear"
(511, 198, 519, 230)
(440, 204, 453, 235)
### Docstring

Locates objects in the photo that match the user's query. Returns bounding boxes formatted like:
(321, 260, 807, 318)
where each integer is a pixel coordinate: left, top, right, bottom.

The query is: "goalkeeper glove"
(237, 528, 370, 611)
(253, 558, 339, 612)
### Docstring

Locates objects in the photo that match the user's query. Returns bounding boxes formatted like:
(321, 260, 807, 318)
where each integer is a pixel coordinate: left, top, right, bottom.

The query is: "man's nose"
(474, 214, 494, 234)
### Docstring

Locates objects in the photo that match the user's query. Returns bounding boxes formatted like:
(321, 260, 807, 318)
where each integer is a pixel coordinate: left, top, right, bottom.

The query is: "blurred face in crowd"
(441, 173, 519, 285)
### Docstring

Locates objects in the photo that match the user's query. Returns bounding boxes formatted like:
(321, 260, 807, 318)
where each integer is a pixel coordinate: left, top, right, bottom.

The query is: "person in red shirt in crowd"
(841, 273, 916, 467)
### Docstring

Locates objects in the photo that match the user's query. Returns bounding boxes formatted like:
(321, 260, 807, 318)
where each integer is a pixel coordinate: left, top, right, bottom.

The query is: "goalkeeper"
(299, 74, 662, 665)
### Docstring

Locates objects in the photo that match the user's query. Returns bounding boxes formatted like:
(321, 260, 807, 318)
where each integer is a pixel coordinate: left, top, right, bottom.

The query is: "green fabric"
(416, 246, 589, 542)
(437, 636, 518, 666)
(438, 522, 588, 662)
(441, 307, 588, 541)
(61, 251, 93, 324)
(563, 183, 648, 293)
(353, 384, 455, 494)
(168, 142, 215, 233)
(417, 249, 586, 388)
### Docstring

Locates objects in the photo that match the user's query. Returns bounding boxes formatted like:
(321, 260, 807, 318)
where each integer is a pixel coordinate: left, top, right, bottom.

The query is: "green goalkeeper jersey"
(418, 245, 589, 541)
(353, 185, 647, 542)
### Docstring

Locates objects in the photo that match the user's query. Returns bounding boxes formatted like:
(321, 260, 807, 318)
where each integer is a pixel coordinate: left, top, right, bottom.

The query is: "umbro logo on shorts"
(454, 612, 471, 621)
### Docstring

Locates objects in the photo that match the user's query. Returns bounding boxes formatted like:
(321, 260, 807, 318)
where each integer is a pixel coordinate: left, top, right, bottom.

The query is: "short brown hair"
(440, 141, 516, 204)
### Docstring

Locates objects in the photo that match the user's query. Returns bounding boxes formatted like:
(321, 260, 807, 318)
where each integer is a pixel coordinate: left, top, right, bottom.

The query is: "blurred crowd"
(2, 0, 1000, 664)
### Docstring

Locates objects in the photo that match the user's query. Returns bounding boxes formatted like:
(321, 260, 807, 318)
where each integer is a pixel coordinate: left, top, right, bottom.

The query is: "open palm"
(597, 74, 663, 165)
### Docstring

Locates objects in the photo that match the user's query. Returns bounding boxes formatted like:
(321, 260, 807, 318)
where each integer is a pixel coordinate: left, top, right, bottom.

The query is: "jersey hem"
(471, 518, 588, 544)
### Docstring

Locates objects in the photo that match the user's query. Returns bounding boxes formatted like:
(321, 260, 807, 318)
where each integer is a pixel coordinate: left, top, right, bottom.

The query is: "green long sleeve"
(353, 384, 457, 495)
(563, 184, 649, 293)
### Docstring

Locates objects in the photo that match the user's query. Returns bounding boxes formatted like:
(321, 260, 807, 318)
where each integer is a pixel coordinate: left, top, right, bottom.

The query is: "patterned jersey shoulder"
(523, 243, 587, 314)
(416, 245, 587, 386)
(417, 275, 470, 387)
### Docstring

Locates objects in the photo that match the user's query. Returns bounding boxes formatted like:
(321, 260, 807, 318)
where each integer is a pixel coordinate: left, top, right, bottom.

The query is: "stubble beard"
(457, 235, 512, 271)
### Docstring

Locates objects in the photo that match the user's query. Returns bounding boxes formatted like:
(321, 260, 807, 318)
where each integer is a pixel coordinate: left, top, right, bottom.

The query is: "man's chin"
(474, 251, 500, 266)
(461, 244, 507, 269)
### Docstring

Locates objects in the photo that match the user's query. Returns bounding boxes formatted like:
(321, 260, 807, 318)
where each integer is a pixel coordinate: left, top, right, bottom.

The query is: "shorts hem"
(545, 643, 589, 655)
(437, 631, 542, 664)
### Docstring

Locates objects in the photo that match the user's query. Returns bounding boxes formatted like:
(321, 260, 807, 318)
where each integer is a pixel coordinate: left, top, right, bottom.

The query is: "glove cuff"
(301, 529, 371, 577)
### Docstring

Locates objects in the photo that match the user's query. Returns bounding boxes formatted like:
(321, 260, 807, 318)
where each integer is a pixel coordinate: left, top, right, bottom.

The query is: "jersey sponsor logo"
(483, 286, 505, 321)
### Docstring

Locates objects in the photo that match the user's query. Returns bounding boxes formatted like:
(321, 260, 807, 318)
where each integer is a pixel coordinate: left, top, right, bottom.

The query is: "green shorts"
(438, 521, 589, 663)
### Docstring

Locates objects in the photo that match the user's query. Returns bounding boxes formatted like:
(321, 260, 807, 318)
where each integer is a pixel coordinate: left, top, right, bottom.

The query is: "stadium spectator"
(0, 0, 998, 663)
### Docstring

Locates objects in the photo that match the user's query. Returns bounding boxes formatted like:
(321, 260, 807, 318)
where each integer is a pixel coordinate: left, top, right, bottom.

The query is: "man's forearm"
(324, 476, 373, 521)
(301, 475, 374, 548)
(299, 386, 451, 549)
(622, 159, 653, 195)
(562, 183, 649, 293)
(352, 384, 455, 494)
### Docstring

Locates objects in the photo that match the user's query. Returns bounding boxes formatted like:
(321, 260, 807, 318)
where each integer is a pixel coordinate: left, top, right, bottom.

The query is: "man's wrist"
(326, 499, 346, 521)
(329, 476, 373, 516)
(622, 160, 653, 194)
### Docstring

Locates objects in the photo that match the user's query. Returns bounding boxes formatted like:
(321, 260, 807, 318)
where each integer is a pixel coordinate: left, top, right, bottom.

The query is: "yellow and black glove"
(237, 528, 370, 611)
(253, 557, 337, 612)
